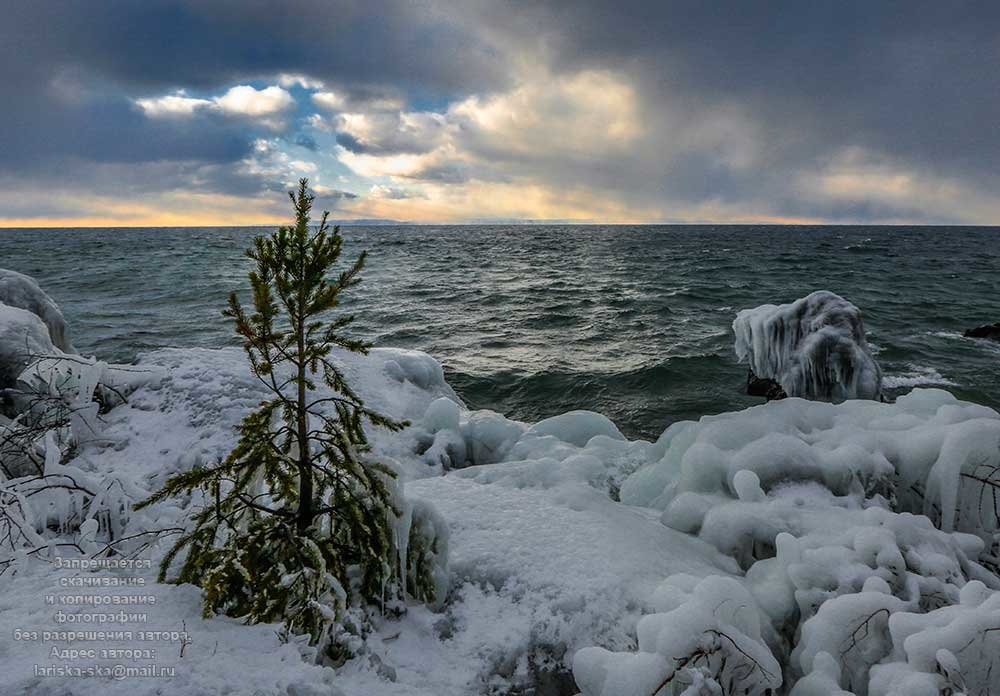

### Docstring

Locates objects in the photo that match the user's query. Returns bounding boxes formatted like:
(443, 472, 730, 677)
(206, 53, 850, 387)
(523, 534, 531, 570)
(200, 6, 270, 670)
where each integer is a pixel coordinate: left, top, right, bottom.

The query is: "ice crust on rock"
(733, 290, 883, 401)
(0, 280, 161, 477)
(0, 303, 59, 387)
(575, 389, 1000, 695)
(0, 268, 73, 352)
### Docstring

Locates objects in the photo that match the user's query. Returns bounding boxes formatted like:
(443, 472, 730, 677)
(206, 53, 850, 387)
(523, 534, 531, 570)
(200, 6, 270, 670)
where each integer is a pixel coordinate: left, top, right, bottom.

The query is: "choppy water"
(2, 225, 999, 439)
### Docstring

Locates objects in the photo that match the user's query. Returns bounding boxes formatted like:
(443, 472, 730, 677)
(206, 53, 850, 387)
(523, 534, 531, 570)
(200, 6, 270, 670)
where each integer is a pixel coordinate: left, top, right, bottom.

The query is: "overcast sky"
(2, 1, 999, 226)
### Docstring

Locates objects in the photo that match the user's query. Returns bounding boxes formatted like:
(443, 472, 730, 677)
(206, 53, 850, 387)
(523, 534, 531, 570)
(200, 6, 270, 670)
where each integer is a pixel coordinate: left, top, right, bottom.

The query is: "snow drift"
(733, 290, 883, 401)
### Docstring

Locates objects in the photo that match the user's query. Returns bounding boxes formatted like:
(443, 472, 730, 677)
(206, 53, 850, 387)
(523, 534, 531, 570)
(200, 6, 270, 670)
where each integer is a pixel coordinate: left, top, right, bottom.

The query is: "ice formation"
(0, 268, 73, 352)
(4, 274, 1000, 695)
(1, 273, 159, 475)
(575, 391, 1000, 694)
(733, 290, 883, 401)
(5, 337, 1000, 694)
(0, 303, 58, 387)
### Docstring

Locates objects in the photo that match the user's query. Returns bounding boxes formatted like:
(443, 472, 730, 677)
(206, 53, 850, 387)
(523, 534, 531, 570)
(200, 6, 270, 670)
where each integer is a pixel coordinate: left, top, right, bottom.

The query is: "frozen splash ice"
(733, 290, 883, 401)
(0, 268, 73, 353)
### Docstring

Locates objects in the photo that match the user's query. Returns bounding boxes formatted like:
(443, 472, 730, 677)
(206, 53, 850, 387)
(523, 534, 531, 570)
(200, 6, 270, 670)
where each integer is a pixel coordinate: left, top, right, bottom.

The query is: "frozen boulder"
(0, 269, 73, 352)
(573, 575, 782, 695)
(733, 290, 882, 401)
(525, 410, 625, 448)
(0, 303, 61, 390)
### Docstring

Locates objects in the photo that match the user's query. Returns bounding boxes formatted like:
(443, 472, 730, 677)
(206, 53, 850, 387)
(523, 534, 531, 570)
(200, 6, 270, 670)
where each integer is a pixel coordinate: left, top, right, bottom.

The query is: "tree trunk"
(295, 262, 313, 535)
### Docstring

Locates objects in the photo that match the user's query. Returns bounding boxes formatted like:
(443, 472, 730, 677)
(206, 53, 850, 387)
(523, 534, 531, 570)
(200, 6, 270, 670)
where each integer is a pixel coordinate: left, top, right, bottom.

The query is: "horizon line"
(2, 222, 1000, 230)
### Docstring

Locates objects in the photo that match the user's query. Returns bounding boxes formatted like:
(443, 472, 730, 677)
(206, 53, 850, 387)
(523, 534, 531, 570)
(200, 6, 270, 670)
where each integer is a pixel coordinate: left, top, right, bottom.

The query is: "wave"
(883, 366, 958, 389)
(446, 353, 740, 440)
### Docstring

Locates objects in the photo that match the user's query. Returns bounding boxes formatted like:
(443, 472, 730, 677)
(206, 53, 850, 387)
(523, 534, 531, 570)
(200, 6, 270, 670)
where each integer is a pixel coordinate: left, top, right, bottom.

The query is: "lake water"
(2, 225, 998, 439)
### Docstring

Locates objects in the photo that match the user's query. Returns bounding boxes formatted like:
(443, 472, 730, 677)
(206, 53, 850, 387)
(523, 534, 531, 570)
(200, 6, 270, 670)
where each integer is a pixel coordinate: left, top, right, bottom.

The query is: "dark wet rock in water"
(964, 323, 1000, 341)
(746, 368, 787, 401)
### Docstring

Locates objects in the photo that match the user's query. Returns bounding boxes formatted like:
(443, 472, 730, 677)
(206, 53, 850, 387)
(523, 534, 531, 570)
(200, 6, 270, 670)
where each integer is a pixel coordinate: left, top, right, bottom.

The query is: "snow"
(575, 575, 782, 695)
(0, 342, 739, 695)
(4, 275, 1000, 695)
(577, 389, 1000, 694)
(0, 566, 345, 696)
(0, 303, 61, 389)
(0, 269, 73, 353)
(733, 290, 883, 401)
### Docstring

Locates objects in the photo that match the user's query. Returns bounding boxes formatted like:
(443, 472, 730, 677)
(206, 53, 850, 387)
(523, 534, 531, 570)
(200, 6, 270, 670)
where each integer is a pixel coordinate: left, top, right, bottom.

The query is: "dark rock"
(964, 322, 1000, 341)
(746, 368, 787, 401)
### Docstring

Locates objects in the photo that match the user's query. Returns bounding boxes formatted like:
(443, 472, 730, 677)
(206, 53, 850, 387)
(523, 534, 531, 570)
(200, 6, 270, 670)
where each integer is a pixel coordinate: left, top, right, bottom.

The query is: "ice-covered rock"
(0, 303, 59, 389)
(577, 388, 1000, 695)
(0, 275, 160, 475)
(733, 290, 883, 401)
(574, 575, 782, 695)
(623, 389, 1000, 543)
(525, 410, 626, 448)
(0, 269, 73, 352)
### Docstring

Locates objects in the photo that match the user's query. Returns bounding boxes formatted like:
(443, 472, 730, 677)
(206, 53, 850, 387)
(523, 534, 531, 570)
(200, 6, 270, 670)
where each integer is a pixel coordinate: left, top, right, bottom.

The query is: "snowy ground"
(2, 341, 999, 695)
(0, 346, 733, 695)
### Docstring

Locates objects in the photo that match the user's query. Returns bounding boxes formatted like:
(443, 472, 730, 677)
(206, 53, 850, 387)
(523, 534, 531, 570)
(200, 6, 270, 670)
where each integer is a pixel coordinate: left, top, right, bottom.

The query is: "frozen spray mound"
(0, 303, 59, 388)
(0, 273, 159, 474)
(733, 290, 883, 401)
(0, 268, 73, 353)
(574, 390, 1000, 694)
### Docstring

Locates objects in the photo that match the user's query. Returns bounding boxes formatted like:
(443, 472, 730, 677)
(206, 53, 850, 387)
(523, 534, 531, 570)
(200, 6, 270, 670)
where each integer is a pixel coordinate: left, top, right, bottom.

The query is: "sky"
(1, 0, 999, 226)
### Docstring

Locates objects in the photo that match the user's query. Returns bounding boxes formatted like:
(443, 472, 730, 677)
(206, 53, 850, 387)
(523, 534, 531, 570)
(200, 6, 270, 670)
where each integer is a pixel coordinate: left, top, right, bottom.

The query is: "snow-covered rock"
(0, 269, 73, 353)
(574, 575, 782, 695)
(0, 303, 58, 388)
(0, 300, 159, 475)
(622, 390, 1000, 540)
(574, 388, 1000, 695)
(733, 290, 883, 401)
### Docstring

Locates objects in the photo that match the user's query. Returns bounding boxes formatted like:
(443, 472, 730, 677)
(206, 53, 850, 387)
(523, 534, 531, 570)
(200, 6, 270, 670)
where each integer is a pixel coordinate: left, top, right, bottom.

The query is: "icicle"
(733, 290, 882, 401)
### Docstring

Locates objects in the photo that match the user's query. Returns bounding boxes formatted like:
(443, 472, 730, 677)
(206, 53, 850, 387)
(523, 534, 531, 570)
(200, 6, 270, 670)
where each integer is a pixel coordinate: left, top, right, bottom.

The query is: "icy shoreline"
(1, 341, 998, 695)
(2, 276, 1000, 694)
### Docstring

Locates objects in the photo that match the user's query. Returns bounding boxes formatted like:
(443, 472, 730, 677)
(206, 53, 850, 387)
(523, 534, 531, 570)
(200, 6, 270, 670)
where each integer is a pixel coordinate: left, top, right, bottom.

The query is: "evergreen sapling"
(137, 179, 446, 658)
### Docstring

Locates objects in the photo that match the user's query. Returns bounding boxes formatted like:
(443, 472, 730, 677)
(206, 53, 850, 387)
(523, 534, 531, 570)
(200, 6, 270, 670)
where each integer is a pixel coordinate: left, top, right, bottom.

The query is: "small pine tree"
(137, 179, 437, 655)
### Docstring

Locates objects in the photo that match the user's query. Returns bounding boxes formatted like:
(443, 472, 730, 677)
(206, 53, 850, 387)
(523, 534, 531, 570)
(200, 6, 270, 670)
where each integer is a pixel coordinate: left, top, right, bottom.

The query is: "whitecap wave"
(883, 365, 958, 389)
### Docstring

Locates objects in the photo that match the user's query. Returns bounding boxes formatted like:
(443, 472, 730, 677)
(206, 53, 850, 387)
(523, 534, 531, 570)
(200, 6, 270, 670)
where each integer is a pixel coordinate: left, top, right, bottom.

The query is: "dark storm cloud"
(0, 0, 506, 178)
(1, 0, 505, 94)
(475, 0, 1000, 179)
(2, 0, 998, 222)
